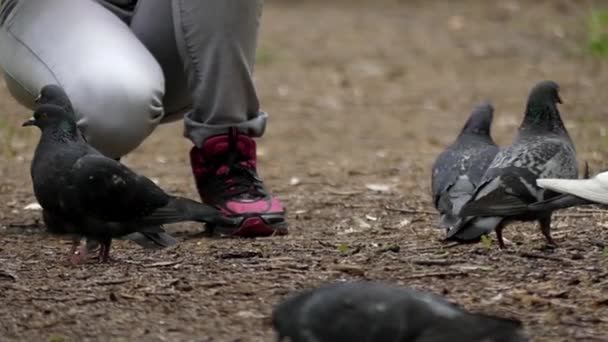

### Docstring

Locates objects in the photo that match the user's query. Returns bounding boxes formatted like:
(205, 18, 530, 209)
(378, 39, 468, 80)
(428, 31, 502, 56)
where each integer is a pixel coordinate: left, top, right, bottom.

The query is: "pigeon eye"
(39, 112, 48, 119)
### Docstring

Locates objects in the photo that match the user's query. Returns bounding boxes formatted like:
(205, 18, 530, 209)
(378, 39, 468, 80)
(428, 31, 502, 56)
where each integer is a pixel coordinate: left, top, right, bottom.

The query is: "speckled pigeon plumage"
(431, 102, 499, 229)
(34, 84, 178, 252)
(272, 281, 527, 342)
(448, 80, 577, 248)
(25, 103, 237, 264)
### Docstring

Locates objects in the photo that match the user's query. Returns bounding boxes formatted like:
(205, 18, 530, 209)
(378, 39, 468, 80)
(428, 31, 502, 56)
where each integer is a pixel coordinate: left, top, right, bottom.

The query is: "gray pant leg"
(130, 0, 191, 121)
(173, 0, 267, 147)
(0, 0, 165, 158)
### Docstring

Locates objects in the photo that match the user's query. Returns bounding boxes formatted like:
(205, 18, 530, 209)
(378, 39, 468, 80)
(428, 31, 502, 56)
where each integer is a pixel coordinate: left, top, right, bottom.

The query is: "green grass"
(48, 335, 67, 342)
(337, 243, 350, 253)
(480, 235, 493, 249)
(255, 46, 277, 66)
(587, 9, 608, 58)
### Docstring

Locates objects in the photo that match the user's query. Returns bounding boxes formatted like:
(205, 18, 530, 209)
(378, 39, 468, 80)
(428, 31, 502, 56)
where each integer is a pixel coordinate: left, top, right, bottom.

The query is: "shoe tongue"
(203, 134, 256, 162)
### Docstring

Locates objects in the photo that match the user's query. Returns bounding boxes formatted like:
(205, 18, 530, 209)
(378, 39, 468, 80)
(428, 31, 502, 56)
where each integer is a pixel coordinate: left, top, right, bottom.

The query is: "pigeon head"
(35, 84, 74, 112)
(22, 104, 78, 134)
(461, 102, 494, 136)
(528, 80, 562, 105)
(521, 80, 567, 133)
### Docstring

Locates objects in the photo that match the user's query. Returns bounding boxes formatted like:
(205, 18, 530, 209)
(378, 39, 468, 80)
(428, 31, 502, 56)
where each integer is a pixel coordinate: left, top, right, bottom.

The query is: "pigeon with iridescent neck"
(449, 80, 577, 248)
(24, 104, 236, 264)
(33, 84, 179, 252)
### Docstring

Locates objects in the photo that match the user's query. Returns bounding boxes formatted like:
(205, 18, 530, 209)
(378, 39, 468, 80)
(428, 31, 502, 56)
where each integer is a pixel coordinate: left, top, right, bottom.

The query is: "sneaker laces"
(203, 129, 266, 201)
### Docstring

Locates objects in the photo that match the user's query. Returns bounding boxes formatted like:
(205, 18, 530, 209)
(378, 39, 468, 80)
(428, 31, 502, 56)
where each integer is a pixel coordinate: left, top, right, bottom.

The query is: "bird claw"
(69, 246, 88, 265)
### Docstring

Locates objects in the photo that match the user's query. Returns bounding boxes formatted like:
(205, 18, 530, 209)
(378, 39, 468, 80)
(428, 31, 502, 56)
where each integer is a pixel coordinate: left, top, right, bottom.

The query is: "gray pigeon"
(449, 80, 577, 248)
(272, 281, 527, 342)
(34, 84, 177, 251)
(431, 102, 499, 229)
(24, 104, 237, 264)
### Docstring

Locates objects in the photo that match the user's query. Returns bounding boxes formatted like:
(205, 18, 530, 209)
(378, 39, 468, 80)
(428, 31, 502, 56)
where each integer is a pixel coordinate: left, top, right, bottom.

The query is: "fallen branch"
(384, 206, 435, 215)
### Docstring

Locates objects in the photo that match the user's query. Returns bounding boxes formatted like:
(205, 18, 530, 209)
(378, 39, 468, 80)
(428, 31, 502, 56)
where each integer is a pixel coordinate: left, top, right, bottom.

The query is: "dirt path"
(1, 1, 608, 341)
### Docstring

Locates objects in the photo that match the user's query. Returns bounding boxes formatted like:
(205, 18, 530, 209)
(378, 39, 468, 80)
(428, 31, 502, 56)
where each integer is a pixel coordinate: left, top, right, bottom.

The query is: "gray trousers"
(0, 0, 267, 158)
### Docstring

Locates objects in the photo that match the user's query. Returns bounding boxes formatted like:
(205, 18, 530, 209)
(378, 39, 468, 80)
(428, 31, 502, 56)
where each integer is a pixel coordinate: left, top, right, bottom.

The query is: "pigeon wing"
(65, 154, 169, 222)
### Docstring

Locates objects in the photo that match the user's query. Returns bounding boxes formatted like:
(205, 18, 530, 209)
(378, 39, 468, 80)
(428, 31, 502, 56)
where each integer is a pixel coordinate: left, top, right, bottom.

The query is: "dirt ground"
(1, 0, 608, 341)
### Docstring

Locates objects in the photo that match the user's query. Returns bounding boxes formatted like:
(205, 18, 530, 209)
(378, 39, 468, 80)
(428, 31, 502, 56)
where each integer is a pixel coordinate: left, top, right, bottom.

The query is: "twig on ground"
(76, 296, 106, 305)
(574, 208, 608, 214)
(327, 188, 365, 196)
(343, 204, 375, 209)
(5, 223, 42, 229)
(198, 280, 228, 288)
(218, 251, 262, 259)
(403, 271, 468, 279)
(0, 269, 17, 281)
(333, 264, 366, 276)
(409, 259, 462, 266)
(554, 213, 596, 218)
(93, 278, 132, 286)
(143, 260, 182, 268)
(442, 242, 463, 249)
(517, 252, 570, 264)
(119, 293, 146, 301)
(384, 206, 435, 215)
(144, 291, 177, 296)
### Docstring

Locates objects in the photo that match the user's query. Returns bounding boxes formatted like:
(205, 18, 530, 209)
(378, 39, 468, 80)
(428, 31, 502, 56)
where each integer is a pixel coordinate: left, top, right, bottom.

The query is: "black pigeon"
(272, 281, 527, 342)
(24, 104, 237, 263)
(431, 102, 499, 229)
(449, 80, 577, 248)
(33, 84, 177, 251)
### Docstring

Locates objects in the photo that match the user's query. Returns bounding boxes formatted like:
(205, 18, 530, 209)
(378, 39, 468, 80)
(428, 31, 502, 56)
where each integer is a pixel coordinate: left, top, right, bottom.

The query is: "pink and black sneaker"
(190, 128, 288, 237)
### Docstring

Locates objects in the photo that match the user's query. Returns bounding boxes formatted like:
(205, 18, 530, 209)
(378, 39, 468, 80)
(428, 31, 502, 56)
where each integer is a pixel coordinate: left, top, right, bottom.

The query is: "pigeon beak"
(22, 117, 36, 127)
(557, 94, 563, 104)
(34, 93, 42, 103)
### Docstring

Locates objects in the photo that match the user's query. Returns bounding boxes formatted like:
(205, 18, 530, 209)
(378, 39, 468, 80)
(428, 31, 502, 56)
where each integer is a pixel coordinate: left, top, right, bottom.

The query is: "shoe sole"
(211, 214, 288, 238)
